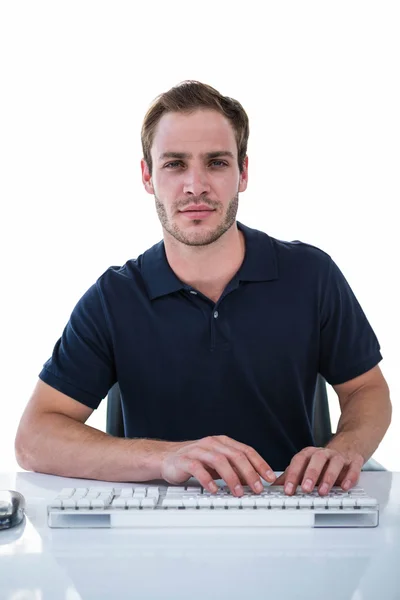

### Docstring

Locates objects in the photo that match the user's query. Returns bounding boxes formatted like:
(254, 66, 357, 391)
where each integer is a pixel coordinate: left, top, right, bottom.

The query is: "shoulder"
(271, 236, 331, 263)
(244, 222, 331, 268)
(267, 234, 333, 283)
(95, 241, 162, 290)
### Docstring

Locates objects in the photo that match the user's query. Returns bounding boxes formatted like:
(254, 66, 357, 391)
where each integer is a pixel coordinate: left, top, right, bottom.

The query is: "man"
(15, 80, 391, 498)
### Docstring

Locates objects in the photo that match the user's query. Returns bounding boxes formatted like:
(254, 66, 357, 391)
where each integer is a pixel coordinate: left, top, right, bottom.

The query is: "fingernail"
(285, 482, 294, 495)
(234, 484, 243, 496)
(303, 478, 313, 492)
(209, 482, 218, 492)
(343, 479, 352, 490)
(255, 481, 263, 493)
(266, 470, 275, 481)
(320, 483, 329, 495)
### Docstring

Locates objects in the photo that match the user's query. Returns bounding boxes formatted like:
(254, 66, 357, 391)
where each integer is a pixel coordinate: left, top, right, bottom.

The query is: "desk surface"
(0, 471, 399, 600)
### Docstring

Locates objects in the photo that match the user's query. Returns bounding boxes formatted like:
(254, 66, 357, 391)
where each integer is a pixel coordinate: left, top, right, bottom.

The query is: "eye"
(164, 160, 228, 169)
(210, 160, 228, 168)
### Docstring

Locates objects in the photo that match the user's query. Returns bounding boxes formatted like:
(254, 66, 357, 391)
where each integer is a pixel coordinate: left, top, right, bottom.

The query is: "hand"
(274, 446, 364, 496)
(160, 435, 276, 496)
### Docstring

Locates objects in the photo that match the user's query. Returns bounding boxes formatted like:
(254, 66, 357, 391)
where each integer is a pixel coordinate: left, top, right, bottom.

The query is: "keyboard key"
(255, 497, 269, 508)
(342, 498, 357, 508)
(166, 487, 186, 494)
(198, 497, 212, 508)
(86, 491, 100, 498)
(299, 498, 313, 508)
(183, 498, 198, 508)
(212, 497, 227, 508)
(313, 498, 328, 508)
(112, 498, 127, 509)
(126, 498, 141, 508)
(270, 498, 284, 508)
(133, 490, 147, 498)
(162, 498, 183, 508)
(356, 497, 378, 508)
(327, 498, 342, 508)
(284, 497, 299, 508)
(90, 499, 106, 509)
(186, 486, 202, 494)
(75, 488, 89, 496)
(242, 497, 256, 508)
(58, 488, 75, 498)
(227, 497, 241, 507)
(141, 498, 156, 509)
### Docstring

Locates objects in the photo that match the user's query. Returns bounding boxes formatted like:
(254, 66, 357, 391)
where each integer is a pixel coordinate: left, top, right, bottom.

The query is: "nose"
(183, 167, 211, 197)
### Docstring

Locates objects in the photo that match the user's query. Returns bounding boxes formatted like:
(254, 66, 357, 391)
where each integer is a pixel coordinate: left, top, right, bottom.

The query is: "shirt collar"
(141, 221, 279, 300)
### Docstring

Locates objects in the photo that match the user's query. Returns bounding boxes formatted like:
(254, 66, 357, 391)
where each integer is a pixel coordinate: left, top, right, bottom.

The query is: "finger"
(298, 449, 341, 494)
(211, 435, 276, 484)
(231, 465, 248, 486)
(312, 454, 345, 495)
(207, 466, 247, 486)
(338, 458, 363, 491)
(175, 458, 223, 493)
(186, 448, 248, 496)
(334, 464, 350, 486)
(203, 440, 269, 494)
(281, 447, 316, 495)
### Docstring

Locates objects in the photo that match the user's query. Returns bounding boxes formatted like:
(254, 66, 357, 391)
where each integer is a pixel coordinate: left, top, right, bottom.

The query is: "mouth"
(180, 209, 215, 219)
(182, 209, 214, 213)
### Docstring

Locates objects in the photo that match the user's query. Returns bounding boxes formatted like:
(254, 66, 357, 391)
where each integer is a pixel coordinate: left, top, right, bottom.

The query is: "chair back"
(312, 374, 333, 447)
(106, 382, 124, 437)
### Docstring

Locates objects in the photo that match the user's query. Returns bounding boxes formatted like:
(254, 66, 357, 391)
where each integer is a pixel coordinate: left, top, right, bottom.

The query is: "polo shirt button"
(213, 311, 219, 319)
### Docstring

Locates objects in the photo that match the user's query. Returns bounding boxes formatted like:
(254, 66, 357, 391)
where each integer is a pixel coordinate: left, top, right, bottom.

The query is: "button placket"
(210, 307, 221, 350)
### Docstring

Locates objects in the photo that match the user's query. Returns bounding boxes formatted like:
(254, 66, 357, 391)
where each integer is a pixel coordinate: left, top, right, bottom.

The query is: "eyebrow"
(158, 151, 235, 161)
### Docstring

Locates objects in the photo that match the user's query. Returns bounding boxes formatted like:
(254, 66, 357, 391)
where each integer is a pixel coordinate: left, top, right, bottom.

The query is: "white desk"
(0, 471, 399, 600)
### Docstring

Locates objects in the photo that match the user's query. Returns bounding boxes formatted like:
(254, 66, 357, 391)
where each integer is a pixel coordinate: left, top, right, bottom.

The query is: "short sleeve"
(39, 282, 117, 408)
(318, 258, 382, 385)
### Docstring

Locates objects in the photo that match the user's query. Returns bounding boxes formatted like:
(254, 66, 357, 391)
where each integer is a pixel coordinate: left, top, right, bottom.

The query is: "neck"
(163, 223, 245, 296)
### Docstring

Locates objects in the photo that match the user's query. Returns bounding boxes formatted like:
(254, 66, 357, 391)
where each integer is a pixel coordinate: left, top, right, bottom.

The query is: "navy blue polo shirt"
(39, 221, 382, 469)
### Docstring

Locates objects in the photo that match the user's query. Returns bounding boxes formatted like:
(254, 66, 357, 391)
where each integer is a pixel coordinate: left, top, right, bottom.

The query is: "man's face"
(141, 109, 248, 247)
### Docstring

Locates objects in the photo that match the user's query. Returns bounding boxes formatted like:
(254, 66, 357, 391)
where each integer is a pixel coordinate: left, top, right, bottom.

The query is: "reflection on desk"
(0, 471, 399, 600)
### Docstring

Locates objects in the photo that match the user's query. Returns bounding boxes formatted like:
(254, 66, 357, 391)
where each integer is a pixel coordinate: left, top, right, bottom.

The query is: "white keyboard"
(47, 483, 379, 528)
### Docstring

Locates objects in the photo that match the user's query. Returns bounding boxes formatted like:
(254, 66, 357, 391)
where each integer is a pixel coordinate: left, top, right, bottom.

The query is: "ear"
(238, 155, 249, 193)
(141, 159, 155, 195)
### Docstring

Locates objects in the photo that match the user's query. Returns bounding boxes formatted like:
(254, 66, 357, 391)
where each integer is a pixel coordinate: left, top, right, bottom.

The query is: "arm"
(277, 255, 391, 495)
(15, 380, 171, 482)
(15, 380, 275, 495)
(327, 364, 391, 462)
(275, 365, 391, 495)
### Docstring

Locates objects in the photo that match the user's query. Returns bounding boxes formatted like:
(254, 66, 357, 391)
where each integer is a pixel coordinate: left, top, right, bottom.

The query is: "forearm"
(326, 382, 392, 462)
(15, 413, 177, 482)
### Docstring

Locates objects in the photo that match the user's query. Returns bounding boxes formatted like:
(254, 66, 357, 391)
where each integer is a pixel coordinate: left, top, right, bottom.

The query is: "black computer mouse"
(0, 490, 26, 530)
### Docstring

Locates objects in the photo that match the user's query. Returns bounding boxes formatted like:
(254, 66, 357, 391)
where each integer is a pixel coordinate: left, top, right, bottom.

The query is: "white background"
(0, 1, 398, 471)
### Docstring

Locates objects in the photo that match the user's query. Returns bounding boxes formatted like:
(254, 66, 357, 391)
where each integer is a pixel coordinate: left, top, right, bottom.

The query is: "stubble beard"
(154, 192, 239, 247)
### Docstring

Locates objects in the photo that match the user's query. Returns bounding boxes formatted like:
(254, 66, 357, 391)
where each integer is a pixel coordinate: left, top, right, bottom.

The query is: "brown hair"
(141, 80, 250, 176)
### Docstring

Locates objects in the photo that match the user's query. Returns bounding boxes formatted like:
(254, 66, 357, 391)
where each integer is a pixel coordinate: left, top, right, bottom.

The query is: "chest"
(112, 283, 319, 388)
